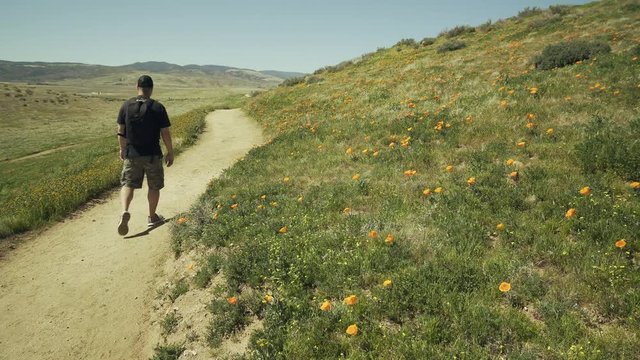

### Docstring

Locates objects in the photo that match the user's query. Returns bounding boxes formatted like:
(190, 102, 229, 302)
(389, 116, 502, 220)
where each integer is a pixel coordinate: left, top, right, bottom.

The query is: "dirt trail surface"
(0, 109, 264, 360)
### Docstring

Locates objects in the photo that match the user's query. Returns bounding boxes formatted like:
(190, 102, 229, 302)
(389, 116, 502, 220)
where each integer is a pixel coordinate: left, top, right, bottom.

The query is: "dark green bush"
(518, 6, 543, 18)
(437, 40, 467, 53)
(549, 4, 571, 16)
(151, 343, 185, 360)
(313, 60, 353, 75)
(576, 117, 640, 180)
(394, 38, 419, 50)
(420, 37, 436, 46)
(439, 25, 475, 38)
(206, 297, 251, 346)
(529, 14, 562, 30)
(533, 40, 611, 70)
(281, 76, 306, 87)
(193, 253, 223, 288)
(477, 20, 494, 32)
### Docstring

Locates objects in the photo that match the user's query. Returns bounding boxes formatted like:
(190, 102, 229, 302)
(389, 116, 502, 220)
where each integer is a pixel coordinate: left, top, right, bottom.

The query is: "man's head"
(137, 75, 154, 97)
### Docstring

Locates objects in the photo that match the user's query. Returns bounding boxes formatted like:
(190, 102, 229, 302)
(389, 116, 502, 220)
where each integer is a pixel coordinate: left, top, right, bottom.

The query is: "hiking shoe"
(118, 211, 131, 236)
(147, 214, 166, 227)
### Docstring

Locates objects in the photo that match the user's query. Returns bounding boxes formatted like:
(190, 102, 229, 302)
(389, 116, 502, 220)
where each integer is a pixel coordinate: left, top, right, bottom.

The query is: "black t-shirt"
(117, 96, 171, 157)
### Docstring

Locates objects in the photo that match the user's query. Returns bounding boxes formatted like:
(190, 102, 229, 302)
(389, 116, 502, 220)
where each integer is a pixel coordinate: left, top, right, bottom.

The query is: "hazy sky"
(0, 0, 591, 73)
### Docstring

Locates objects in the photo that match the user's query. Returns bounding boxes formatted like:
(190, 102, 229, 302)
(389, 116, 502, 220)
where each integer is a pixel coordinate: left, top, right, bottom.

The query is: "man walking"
(116, 75, 174, 236)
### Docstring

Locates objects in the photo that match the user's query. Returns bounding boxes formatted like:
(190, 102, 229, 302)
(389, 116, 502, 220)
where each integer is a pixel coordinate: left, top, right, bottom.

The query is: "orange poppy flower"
(343, 207, 351, 214)
(383, 279, 393, 288)
(369, 230, 378, 238)
(346, 147, 353, 155)
(283, 176, 290, 183)
(434, 187, 443, 194)
(526, 113, 536, 120)
(546, 128, 554, 136)
(615, 239, 627, 248)
(565, 208, 576, 219)
(467, 177, 477, 186)
(509, 171, 519, 180)
(526, 122, 535, 129)
(177, 216, 188, 225)
(529, 87, 538, 95)
(505, 159, 515, 166)
(630, 181, 640, 189)
(404, 169, 417, 177)
(579, 186, 591, 196)
(389, 142, 397, 149)
(385, 234, 395, 245)
(499, 282, 511, 292)
(320, 300, 331, 311)
(446, 165, 454, 173)
(263, 294, 274, 304)
(373, 151, 380, 157)
(423, 188, 432, 196)
(517, 141, 526, 148)
(227, 296, 238, 305)
(278, 226, 288, 234)
(352, 173, 361, 181)
(344, 295, 357, 306)
(346, 324, 358, 336)
(230, 203, 239, 209)
(496, 223, 505, 231)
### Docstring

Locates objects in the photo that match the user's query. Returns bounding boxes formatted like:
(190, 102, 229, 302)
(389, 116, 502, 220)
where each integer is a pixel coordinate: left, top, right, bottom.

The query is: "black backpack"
(124, 98, 156, 146)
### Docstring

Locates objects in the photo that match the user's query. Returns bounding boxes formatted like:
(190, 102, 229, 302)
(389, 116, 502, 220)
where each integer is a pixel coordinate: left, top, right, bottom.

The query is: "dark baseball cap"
(137, 75, 154, 88)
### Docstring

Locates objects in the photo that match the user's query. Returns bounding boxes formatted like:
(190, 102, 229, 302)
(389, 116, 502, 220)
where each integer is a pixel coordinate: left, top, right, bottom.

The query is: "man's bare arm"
(117, 124, 127, 160)
(160, 127, 174, 167)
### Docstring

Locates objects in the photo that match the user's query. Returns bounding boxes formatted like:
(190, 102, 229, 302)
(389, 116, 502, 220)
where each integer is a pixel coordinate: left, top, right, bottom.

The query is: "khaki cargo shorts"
(120, 155, 164, 190)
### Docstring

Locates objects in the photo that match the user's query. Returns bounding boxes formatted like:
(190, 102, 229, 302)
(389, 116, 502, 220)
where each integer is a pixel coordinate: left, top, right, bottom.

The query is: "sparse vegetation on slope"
(165, 1, 640, 358)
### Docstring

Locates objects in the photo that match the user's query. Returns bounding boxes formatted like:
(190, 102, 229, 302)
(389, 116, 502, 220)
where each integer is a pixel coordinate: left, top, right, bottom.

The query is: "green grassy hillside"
(165, 1, 639, 358)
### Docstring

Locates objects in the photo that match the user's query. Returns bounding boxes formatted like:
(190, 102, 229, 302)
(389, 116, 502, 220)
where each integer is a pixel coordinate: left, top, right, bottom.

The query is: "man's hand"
(119, 148, 126, 160)
(165, 151, 174, 167)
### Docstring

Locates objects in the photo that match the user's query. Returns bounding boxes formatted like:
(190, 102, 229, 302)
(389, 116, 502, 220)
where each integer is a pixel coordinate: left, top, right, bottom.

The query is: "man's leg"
(148, 189, 159, 217)
(145, 156, 165, 226)
(121, 186, 134, 212)
(118, 186, 134, 235)
(118, 158, 143, 235)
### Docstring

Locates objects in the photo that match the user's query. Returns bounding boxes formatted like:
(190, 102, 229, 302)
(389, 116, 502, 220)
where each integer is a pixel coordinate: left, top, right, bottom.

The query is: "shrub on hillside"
(477, 20, 495, 32)
(151, 344, 185, 360)
(420, 37, 436, 46)
(304, 75, 323, 85)
(517, 6, 543, 18)
(576, 117, 640, 180)
(549, 4, 571, 16)
(439, 25, 475, 38)
(529, 14, 562, 30)
(394, 38, 419, 49)
(313, 60, 353, 75)
(281, 76, 306, 87)
(532, 40, 610, 70)
(437, 40, 467, 53)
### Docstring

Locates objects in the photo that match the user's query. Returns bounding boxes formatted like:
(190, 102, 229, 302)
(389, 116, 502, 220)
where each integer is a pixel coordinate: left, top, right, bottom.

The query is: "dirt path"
(0, 109, 264, 360)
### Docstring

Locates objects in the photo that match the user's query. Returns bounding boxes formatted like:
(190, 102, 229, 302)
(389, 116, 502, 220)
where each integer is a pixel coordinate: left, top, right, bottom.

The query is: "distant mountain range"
(0, 60, 305, 87)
